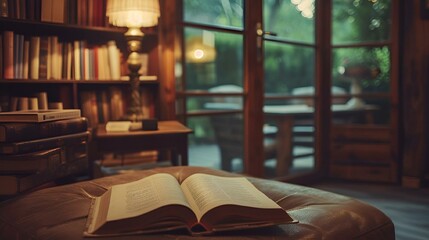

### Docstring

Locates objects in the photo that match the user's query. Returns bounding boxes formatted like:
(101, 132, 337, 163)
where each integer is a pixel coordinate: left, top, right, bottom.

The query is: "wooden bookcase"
(0, 16, 161, 128)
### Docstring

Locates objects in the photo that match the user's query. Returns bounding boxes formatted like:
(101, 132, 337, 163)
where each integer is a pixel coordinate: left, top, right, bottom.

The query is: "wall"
(401, 0, 429, 187)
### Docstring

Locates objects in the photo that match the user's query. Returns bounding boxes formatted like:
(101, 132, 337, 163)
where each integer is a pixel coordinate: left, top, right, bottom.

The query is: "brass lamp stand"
(123, 27, 144, 121)
(106, 0, 160, 122)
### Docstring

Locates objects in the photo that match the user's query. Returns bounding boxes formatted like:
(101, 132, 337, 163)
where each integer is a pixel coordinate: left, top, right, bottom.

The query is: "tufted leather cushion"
(0, 166, 395, 239)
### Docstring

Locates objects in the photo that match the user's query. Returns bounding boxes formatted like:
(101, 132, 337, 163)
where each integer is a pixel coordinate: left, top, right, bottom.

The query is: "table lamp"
(106, 0, 160, 121)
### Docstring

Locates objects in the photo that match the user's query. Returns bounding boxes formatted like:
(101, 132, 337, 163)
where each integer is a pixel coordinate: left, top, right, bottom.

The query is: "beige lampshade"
(106, 0, 160, 28)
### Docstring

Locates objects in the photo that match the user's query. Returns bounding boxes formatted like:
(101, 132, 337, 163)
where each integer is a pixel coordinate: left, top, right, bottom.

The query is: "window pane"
(332, 0, 391, 45)
(264, 42, 315, 95)
(332, 47, 391, 94)
(183, 0, 243, 29)
(331, 46, 390, 125)
(263, 0, 315, 44)
(186, 95, 243, 112)
(185, 28, 243, 90)
(263, 103, 315, 178)
(188, 115, 244, 173)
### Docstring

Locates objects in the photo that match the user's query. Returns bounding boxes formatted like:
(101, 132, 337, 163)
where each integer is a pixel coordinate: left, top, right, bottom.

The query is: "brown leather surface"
(0, 166, 395, 239)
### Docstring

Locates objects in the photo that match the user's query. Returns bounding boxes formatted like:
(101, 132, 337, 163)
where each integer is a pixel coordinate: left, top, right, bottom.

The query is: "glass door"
(177, 0, 248, 174)
(178, 0, 319, 178)
(329, 0, 398, 182)
(177, 0, 397, 181)
(262, 0, 317, 178)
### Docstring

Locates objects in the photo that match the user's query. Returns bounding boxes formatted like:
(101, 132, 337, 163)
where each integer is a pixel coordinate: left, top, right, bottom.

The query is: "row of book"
(1, 0, 109, 27)
(80, 87, 155, 128)
(0, 110, 89, 197)
(0, 91, 64, 112)
(1, 30, 135, 80)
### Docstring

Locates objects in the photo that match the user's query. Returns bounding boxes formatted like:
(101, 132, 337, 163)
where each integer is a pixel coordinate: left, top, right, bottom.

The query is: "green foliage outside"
(183, 0, 392, 143)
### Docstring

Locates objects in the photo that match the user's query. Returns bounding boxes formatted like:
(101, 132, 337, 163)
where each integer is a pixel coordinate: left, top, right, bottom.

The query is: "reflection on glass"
(332, 47, 390, 94)
(187, 115, 244, 173)
(264, 42, 315, 95)
(186, 95, 243, 112)
(263, 0, 315, 44)
(332, 0, 391, 44)
(331, 51, 391, 124)
(183, 0, 243, 29)
(263, 102, 315, 178)
(185, 28, 243, 90)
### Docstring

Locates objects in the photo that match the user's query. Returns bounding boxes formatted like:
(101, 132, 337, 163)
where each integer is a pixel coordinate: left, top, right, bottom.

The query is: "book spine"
(38, 36, 49, 79)
(0, 143, 88, 195)
(23, 38, 30, 79)
(51, 0, 65, 23)
(46, 36, 52, 79)
(34, 0, 41, 21)
(0, 0, 7, 17)
(73, 40, 81, 80)
(109, 87, 125, 121)
(107, 41, 120, 79)
(30, 36, 40, 79)
(0, 32, 3, 79)
(15, 34, 24, 79)
(66, 42, 73, 79)
(27, 0, 35, 20)
(42, 110, 81, 121)
(3, 31, 14, 79)
(17, 97, 28, 111)
(0, 117, 88, 142)
(80, 91, 99, 128)
(41, 0, 52, 22)
(0, 147, 62, 173)
(28, 97, 38, 110)
(7, 0, 14, 19)
(35, 91, 48, 110)
(0, 131, 89, 155)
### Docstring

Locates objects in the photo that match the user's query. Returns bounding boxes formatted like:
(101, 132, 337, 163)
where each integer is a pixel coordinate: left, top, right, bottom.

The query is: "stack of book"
(0, 109, 89, 197)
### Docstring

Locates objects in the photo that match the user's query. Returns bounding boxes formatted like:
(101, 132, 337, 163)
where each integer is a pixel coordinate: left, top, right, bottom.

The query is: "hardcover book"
(84, 173, 295, 237)
(0, 155, 88, 196)
(0, 131, 89, 154)
(0, 109, 81, 123)
(0, 144, 88, 196)
(0, 147, 63, 174)
(0, 117, 88, 143)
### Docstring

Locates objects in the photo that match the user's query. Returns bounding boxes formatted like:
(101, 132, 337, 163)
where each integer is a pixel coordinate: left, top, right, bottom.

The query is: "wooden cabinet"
(330, 125, 397, 183)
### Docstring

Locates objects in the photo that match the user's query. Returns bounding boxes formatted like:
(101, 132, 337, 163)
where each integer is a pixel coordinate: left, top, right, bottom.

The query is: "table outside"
(264, 104, 379, 175)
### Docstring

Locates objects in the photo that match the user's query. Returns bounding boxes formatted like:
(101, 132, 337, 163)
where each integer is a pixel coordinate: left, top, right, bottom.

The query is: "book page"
(106, 173, 191, 221)
(180, 173, 281, 221)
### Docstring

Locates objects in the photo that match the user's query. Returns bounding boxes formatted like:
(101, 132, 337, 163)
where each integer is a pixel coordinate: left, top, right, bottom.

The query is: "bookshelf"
(0, 4, 161, 128)
(0, 1, 179, 185)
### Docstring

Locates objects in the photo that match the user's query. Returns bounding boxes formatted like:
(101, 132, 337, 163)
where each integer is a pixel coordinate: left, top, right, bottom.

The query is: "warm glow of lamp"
(106, 0, 160, 121)
(186, 31, 216, 63)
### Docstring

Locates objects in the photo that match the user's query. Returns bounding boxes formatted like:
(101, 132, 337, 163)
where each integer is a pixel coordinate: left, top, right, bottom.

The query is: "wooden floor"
(312, 180, 429, 240)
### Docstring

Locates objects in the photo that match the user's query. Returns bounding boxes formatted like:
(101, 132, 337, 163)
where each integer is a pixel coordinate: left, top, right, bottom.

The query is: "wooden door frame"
(244, 0, 265, 177)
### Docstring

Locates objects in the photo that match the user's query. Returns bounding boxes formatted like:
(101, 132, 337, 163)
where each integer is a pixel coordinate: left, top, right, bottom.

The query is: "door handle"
(256, 23, 278, 37)
(256, 23, 277, 61)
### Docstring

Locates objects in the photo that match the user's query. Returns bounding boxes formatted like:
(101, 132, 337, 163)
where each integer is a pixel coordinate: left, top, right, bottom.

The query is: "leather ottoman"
(0, 166, 395, 239)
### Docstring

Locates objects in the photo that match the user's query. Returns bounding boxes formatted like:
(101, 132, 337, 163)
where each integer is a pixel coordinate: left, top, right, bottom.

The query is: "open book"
(84, 173, 295, 236)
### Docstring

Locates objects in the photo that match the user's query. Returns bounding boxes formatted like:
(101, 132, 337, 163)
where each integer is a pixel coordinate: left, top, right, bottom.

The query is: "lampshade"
(106, 0, 160, 28)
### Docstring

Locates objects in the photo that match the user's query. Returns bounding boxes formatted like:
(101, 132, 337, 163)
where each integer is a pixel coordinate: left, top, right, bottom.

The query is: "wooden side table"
(90, 121, 192, 177)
